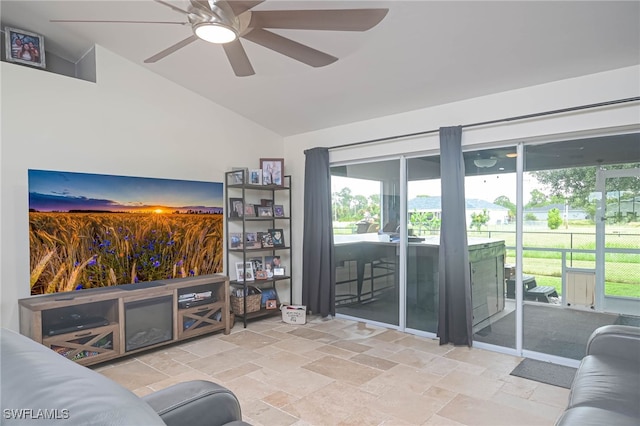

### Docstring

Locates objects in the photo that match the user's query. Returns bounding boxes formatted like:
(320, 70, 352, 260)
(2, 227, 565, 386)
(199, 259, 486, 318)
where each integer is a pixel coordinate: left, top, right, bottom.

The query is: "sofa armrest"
(586, 325, 640, 362)
(142, 380, 250, 426)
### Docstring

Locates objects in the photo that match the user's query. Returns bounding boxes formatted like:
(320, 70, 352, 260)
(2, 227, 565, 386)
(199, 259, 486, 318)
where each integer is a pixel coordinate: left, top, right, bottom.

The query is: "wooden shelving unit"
(225, 172, 293, 327)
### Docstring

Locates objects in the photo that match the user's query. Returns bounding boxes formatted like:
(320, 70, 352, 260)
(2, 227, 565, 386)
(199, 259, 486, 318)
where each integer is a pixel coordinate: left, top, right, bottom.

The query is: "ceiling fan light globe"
(194, 23, 237, 44)
(474, 158, 498, 168)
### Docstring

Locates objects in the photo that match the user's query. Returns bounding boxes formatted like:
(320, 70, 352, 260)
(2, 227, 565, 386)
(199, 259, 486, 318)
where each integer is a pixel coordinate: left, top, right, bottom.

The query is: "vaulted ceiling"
(2, 1, 639, 136)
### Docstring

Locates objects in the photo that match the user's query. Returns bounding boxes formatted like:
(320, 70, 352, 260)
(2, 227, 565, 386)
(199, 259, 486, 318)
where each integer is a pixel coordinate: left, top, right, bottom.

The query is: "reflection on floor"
(94, 315, 569, 425)
(474, 301, 640, 359)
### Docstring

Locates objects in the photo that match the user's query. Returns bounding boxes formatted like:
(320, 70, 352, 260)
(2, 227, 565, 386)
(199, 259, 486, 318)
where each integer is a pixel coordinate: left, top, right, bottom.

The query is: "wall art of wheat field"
(29, 169, 224, 295)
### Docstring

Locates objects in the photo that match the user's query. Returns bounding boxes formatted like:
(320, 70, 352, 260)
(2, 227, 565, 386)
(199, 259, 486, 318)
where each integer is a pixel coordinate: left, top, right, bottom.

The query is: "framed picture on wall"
(260, 158, 284, 186)
(4, 26, 46, 69)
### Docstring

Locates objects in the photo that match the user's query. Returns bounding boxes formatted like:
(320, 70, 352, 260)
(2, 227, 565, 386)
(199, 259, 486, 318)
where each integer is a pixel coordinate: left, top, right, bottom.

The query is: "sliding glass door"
(331, 160, 401, 326)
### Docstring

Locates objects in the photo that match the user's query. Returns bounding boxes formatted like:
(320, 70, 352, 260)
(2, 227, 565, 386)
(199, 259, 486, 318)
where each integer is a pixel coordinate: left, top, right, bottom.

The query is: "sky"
(28, 169, 224, 213)
(332, 173, 544, 205)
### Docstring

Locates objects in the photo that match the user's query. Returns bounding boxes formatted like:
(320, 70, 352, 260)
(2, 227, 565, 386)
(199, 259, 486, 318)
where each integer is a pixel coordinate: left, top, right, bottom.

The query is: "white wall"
(0, 46, 282, 330)
(284, 66, 640, 305)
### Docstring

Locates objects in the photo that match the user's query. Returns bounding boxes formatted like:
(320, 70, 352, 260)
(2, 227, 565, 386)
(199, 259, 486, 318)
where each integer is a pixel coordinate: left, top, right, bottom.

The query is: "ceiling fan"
(51, 0, 389, 76)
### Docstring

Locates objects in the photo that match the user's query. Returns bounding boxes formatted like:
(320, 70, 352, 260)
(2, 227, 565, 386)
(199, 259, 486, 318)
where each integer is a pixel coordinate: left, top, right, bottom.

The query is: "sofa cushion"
(556, 406, 639, 426)
(566, 354, 640, 418)
(1, 329, 164, 425)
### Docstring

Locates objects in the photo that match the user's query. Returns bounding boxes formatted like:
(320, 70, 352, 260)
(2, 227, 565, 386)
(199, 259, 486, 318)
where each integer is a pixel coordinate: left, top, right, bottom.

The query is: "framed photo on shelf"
(229, 198, 243, 218)
(273, 205, 285, 217)
(249, 256, 263, 273)
(235, 261, 254, 282)
(266, 299, 278, 309)
(257, 206, 273, 217)
(244, 203, 256, 217)
(249, 169, 262, 185)
(260, 158, 284, 186)
(269, 228, 285, 247)
(228, 168, 246, 185)
(260, 199, 273, 206)
(261, 288, 278, 307)
(265, 255, 281, 270)
(273, 267, 285, 276)
(259, 232, 274, 248)
(229, 233, 243, 249)
(255, 270, 268, 280)
(245, 232, 261, 249)
(4, 26, 46, 69)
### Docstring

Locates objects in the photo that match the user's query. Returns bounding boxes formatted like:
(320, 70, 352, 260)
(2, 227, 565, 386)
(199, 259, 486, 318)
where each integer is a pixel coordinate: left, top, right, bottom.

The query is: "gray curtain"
(437, 126, 472, 346)
(302, 147, 335, 317)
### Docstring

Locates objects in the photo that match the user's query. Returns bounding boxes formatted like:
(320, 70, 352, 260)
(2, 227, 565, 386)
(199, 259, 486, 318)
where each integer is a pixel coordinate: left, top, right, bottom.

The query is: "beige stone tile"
(437, 394, 550, 426)
(180, 336, 238, 357)
(287, 327, 337, 343)
(262, 328, 298, 341)
(243, 399, 298, 426)
(362, 364, 442, 395)
(424, 386, 458, 404)
(187, 347, 259, 375)
(211, 362, 262, 382)
(388, 347, 438, 369)
(280, 381, 377, 425)
(135, 345, 200, 365)
(529, 382, 571, 408)
(219, 329, 279, 350)
(226, 375, 281, 402)
(147, 369, 216, 391)
(396, 335, 454, 356)
(330, 339, 372, 353)
(423, 414, 465, 425)
(435, 370, 503, 400)
(252, 350, 313, 373)
(131, 386, 155, 397)
(306, 344, 355, 359)
(272, 336, 325, 354)
(490, 390, 565, 422)
(446, 346, 522, 374)
(262, 390, 300, 409)
(371, 329, 407, 342)
(375, 384, 445, 424)
(350, 353, 398, 371)
(99, 359, 169, 390)
(248, 366, 334, 398)
(499, 375, 538, 399)
(337, 407, 395, 426)
(302, 355, 382, 386)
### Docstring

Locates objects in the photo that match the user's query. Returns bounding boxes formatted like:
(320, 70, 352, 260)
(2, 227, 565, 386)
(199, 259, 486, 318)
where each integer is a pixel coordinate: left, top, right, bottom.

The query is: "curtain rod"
(328, 96, 640, 151)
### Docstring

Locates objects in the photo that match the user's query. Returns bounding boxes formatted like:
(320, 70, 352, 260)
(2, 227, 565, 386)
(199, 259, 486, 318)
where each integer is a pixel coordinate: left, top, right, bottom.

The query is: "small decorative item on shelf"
(230, 286, 261, 315)
(266, 300, 278, 310)
(260, 158, 284, 186)
(265, 255, 281, 270)
(250, 257, 263, 273)
(249, 169, 262, 185)
(260, 199, 273, 206)
(4, 26, 46, 69)
(255, 270, 268, 280)
(269, 229, 285, 247)
(261, 288, 278, 307)
(273, 205, 285, 217)
(273, 267, 285, 276)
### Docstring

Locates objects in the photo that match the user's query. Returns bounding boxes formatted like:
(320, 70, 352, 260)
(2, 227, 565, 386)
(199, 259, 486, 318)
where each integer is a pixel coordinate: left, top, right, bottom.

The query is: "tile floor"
(94, 316, 569, 425)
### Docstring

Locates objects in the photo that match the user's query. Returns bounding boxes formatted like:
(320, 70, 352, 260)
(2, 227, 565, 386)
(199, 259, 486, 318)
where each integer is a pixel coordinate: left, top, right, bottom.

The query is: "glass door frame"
(595, 167, 640, 313)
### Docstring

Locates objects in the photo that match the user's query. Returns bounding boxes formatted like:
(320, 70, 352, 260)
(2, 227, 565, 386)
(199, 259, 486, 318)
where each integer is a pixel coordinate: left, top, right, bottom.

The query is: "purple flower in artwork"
(75, 284, 83, 291)
(153, 260, 161, 268)
(87, 257, 97, 266)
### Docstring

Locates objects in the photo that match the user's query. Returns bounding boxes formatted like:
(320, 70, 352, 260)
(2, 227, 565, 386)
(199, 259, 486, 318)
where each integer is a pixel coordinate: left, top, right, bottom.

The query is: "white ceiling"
(2, 1, 639, 137)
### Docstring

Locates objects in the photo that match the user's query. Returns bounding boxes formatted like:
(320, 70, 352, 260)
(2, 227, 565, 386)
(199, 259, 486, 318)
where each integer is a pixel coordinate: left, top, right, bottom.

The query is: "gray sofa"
(0, 328, 251, 425)
(556, 325, 640, 426)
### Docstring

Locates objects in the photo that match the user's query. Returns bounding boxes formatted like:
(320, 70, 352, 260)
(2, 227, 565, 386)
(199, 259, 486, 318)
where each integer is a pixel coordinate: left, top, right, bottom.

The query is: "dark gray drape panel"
(302, 147, 335, 317)
(437, 126, 472, 346)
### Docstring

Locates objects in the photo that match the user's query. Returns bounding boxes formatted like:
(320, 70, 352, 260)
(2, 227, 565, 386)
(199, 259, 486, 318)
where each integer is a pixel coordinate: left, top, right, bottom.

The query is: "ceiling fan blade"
(249, 9, 389, 31)
(50, 19, 188, 25)
(222, 40, 255, 76)
(154, 0, 191, 15)
(144, 35, 198, 63)
(242, 28, 337, 68)
(223, 0, 265, 15)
